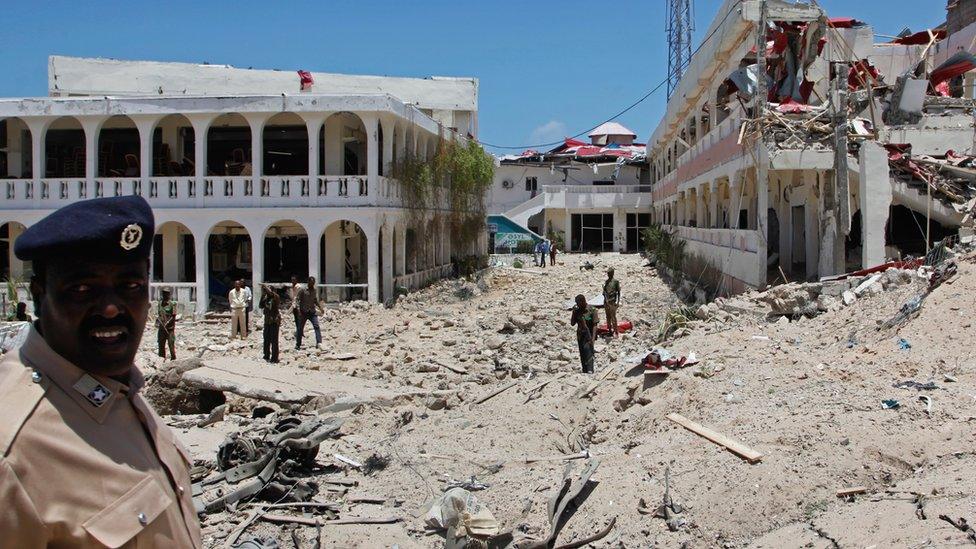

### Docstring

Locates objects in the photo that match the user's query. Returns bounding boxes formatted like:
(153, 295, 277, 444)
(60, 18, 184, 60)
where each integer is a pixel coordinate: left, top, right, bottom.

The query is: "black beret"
(14, 195, 155, 263)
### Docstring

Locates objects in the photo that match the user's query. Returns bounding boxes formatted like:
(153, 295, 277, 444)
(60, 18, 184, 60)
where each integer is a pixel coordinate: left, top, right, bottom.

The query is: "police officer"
(0, 196, 202, 547)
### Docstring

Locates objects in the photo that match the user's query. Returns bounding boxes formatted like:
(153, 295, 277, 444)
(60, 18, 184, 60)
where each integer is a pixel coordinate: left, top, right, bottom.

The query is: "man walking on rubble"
(0, 195, 201, 546)
(229, 279, 248, 339)
(295, 276, 324, 350)
(157, 288, 177, 360)
(571, 294, 599, 373)
(260, 284, 280, 363)
(289, 274, 301, 342)
(603, 267, 621, 337)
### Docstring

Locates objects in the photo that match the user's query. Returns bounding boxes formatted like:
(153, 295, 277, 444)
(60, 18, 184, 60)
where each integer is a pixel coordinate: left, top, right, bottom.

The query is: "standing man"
(259, 284, 280, 363)
(242, 279, 253, 332)
(570, 294, 598, 373)
(549, 241, 558, 266)
(295, 276, 324, 350)
(229, 280, 248, 339)
(0, 195, 201, 546)
(534, 240, 543, 267)
(603, 267, 621, 337)
(539, 239, 550, 269)
(157, 288, 177, 360)
(289, 275, 302, 340)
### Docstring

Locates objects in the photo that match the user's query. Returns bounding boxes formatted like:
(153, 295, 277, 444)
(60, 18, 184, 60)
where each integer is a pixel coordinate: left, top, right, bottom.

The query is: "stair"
(503, 193, 546, 228)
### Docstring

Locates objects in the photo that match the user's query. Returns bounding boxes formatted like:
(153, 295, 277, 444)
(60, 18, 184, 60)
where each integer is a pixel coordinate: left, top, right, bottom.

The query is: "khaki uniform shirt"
(0, 327, 202, 548)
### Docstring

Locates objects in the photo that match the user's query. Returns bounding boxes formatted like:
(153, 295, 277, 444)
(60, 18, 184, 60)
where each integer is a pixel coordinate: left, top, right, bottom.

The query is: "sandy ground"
(139, 252, 976, 548)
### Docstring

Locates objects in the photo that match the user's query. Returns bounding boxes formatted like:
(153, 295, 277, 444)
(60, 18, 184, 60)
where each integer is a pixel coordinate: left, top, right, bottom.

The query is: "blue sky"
(1, 1, 945, 152)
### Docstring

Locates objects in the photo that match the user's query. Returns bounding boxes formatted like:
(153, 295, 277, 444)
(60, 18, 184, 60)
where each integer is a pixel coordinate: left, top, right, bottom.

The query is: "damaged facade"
(647, 0, 976, 293)
(489, 122, 652, 253)
(0, 56, 485, 312)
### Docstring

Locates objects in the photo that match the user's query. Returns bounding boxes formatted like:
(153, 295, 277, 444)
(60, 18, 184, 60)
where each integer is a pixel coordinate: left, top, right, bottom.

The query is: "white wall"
(47, 56, 478, 135)
(488, 162, 642, 214)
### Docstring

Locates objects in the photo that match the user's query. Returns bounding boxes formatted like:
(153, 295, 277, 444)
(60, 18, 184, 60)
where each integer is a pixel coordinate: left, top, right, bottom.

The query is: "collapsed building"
(647, 0, 976, 294)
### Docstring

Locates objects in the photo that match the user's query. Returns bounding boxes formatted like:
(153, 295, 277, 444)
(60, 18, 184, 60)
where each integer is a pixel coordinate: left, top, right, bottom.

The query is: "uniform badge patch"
(120, 223, 143, 251)
(73, 374, 113, 407)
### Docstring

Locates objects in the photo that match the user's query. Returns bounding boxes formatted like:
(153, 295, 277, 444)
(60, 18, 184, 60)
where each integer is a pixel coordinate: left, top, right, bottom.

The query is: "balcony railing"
(543, 184, 652, 194)
(0, 175, 404, 209)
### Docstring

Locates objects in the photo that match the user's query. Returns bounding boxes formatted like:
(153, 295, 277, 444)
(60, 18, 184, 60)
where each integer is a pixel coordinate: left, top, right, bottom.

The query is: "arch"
(321, 219, 367, 301)
(98, 115, 139, 177)
(207, 113, 252, 176)
(153, 114, 195, 176)
(207, 220, 252, 308)
(262, 219, 308, 282)
(153, 221, 196, 283)
(0, 221, 29, 279)
(0, 118, 33, 178)
(263, 112, 308, 176)
(45, 116, 85, 178)
(323, 112, 366, 176)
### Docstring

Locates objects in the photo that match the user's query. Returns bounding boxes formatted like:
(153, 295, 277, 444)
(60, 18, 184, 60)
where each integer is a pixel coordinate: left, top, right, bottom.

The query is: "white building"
(0, 56, 484, 312)
(488, 122, 651, 253)
(646, 1, 975, 294)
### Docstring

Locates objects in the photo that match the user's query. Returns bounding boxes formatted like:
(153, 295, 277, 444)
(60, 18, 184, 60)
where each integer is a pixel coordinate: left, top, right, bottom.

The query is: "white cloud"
(528, 120, 567, 147)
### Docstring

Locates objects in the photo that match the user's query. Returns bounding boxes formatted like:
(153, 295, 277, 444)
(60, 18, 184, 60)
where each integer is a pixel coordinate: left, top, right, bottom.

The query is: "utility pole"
(755, 0, 770, 287)
(831, 62, 851, 274)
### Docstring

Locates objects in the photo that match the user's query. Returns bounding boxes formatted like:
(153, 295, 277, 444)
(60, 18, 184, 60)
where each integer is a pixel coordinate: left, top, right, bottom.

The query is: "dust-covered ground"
(139, 252, 976, 548)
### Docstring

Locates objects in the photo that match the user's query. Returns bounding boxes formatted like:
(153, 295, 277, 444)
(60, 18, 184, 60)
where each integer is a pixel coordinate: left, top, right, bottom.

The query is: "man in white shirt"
(229, 280, 248, 339)
(242, 280, 253, 331)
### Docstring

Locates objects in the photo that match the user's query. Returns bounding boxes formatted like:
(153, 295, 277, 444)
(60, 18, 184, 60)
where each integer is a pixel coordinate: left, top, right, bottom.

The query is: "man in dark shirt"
(570, 294, 598, 373)
(295, 276, 323, 350)
(259, 285, 280, 363)
(157, 289, 177, 360)
(603, 268, 621, 337)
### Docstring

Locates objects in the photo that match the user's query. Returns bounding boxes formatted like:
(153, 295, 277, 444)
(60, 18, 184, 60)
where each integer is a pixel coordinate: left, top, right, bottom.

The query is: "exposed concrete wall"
(48, 56, 478, 115)
(858, 142, 893, 268)
(489, 163, 642, 215)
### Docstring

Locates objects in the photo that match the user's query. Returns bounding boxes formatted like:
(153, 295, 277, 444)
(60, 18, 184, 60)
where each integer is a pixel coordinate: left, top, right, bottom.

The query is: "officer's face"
(34, 258, 149, 376)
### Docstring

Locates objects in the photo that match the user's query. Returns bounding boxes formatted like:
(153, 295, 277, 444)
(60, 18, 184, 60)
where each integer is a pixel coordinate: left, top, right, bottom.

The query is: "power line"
(475, 0, 743, 151)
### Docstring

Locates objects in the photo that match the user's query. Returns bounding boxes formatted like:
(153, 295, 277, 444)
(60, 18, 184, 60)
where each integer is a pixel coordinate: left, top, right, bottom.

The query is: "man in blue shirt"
(539, 240, 551, 269)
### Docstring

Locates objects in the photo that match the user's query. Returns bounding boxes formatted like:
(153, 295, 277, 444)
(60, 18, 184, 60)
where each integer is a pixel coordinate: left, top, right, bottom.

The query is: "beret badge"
(120, 224, 143, 251)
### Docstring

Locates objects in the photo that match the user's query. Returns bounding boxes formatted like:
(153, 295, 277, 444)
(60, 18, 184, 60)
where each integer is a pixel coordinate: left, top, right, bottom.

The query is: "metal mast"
(666, 0, 695, 97)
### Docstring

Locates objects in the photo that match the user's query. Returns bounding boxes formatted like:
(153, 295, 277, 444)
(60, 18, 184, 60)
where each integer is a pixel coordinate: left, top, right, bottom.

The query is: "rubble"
(119, 251, 976, 547)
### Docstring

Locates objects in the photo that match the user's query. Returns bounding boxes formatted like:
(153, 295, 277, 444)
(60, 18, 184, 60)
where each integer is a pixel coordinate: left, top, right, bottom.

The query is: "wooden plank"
(666, 413, 763, 464)
(836, 486, 867, 498)
(472, 380, 519, 406)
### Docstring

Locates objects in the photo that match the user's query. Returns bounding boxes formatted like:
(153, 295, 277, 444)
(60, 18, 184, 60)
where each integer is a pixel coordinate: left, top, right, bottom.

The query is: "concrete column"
(324, 223, 344, 285)
(380, 117, 395, 176)
(250, 227, 264, 307)
(612, 208, 626, 252)
(243, 114, 271, 177)
(381, 222, 394, 301)
(695, 186, 706, 227)
(362, 113, 379, 194)
(729, 173, 743, 229)
(805, 172, 821, 280)
(858, 141, 892, 269)
(395, 224, 406, 276)
(193, 230, 209, 315)
(130, 115, 161, 182)
(395, 125, 407, 166)
(23, 118, 51, 181)
(79, 116, 107, 182)
(308, 226, 322, 281)
(709, 181, 719, 228)
(302, 114, 327, 178)
(366, 222, 380, 303)
(187, 114, 215, 206)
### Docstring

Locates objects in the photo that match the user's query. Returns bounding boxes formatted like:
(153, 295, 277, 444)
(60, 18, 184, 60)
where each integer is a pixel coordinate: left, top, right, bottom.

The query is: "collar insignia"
(120, 224, 143, 251)
(73, 374, 113, 408)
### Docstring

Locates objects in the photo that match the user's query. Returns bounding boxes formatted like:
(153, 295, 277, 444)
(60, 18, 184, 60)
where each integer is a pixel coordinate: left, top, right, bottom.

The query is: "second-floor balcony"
(0, 175, 403, 210)
(542, 184, 652, 209)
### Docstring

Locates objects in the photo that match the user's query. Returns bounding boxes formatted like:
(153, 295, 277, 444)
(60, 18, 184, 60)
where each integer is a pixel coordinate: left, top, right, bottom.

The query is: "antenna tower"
(666, 0, 695, 97)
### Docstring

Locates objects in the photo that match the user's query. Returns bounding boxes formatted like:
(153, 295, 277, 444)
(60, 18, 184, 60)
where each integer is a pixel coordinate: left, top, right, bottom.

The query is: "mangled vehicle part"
(193, 414, 344, 514)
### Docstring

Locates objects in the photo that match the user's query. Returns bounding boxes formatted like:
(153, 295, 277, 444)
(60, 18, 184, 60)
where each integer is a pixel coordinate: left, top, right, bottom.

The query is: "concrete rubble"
(118, 248, 976, 547)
